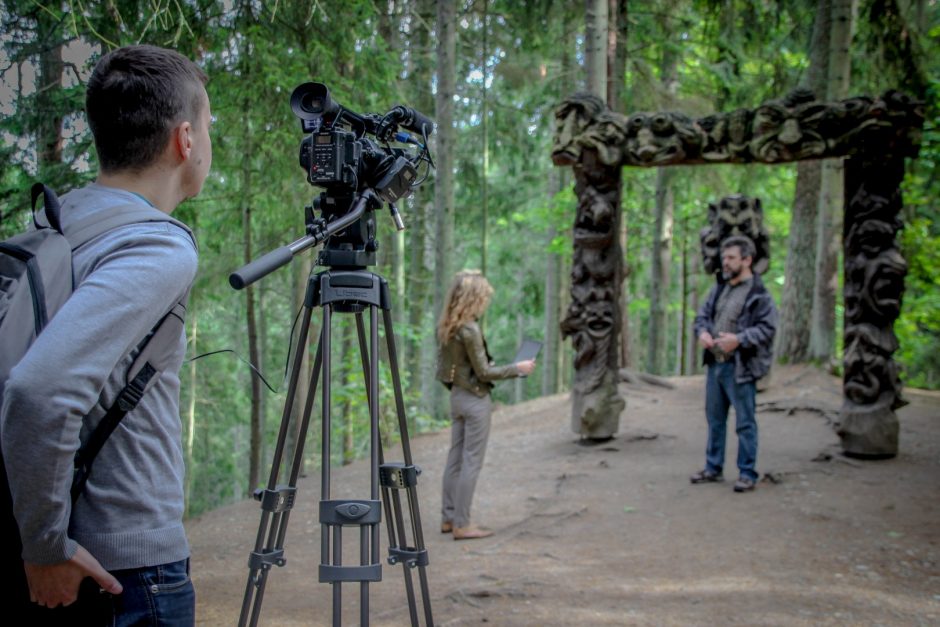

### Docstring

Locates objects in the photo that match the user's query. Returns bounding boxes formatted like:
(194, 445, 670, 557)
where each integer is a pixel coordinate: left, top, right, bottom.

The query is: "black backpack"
(0, 184, 195, 613)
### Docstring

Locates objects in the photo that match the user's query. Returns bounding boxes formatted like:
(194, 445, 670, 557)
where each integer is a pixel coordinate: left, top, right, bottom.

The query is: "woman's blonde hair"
(437, 270, 493, 344)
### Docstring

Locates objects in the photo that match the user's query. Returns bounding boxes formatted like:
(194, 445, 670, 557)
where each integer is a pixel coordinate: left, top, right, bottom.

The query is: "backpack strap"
(30, 183, 62, 233)
(60, 199, 196, 504)
(71, 295, 191, 504)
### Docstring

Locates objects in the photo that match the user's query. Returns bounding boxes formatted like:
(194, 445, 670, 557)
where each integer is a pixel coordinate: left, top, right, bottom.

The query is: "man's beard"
(722, 265, 741, 281)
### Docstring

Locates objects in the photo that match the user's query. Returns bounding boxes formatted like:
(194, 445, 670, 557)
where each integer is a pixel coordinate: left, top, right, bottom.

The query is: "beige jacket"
(436, 321, 519, 397)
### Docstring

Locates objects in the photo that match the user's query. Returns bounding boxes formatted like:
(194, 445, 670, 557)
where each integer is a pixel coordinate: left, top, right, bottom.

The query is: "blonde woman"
(435, 271, 536, 540)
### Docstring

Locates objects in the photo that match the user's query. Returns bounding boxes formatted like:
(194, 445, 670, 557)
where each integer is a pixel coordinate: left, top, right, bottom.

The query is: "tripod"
(233, 193, 434, 626)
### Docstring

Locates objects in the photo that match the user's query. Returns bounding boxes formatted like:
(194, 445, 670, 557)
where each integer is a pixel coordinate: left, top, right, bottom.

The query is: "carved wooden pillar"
(839, 151, 908, 457)
(560, 148, 625, 438)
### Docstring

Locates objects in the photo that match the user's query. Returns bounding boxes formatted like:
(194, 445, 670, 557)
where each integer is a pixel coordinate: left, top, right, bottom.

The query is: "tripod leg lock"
(248, 548, 286, 571)
(387, 547, 429, 569)
(253, 485, 297, 512)
(380, 462, 421, 489)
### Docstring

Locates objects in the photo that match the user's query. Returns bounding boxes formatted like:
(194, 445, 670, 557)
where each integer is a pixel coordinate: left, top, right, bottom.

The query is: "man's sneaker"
(733, 476, 756, 492)
(689, 469, 724, 484)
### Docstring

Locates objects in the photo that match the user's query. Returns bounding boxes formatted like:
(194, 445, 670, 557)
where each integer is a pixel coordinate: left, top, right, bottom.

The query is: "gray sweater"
(0, 182, 197, 570)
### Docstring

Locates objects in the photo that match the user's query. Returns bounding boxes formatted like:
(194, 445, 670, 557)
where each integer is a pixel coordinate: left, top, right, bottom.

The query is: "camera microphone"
(387, 106, 434, 138)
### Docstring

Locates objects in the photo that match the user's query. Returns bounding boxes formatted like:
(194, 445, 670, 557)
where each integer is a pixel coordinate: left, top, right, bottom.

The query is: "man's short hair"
(721, 235, 756, 260)
(86, 45, 208, 172)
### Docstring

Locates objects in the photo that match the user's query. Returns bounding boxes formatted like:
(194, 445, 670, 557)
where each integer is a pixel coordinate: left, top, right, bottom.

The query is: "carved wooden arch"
(551, 89, 924, 457)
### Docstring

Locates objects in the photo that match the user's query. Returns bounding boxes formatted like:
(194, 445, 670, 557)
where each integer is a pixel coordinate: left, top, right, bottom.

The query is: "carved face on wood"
(562, 288, 615, 375)
(846, 219, 898, 258)
(552, 94, 606, 166)
(579, 113, 629, 165)
(623, 112, 701, 165)
(844, 323, 900, 406)
(848, 188, 900, 225)
(845, 247, 907, 324)
(574, 186, 616, 248)
(748, 98, 828, 162)
(700, 195, 770, 275)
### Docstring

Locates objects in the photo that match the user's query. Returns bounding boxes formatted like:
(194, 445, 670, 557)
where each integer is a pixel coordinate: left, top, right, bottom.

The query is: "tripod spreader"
(228, 189, 378, 290)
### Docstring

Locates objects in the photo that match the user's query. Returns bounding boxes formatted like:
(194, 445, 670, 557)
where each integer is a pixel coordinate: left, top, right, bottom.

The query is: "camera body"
(288, 82, 433, 270)
(301, 129, 361, 188)
(291, 82, 430, 206)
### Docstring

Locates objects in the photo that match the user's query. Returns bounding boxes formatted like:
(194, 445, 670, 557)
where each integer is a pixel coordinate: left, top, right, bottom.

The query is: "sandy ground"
(188, 365, 940, 626)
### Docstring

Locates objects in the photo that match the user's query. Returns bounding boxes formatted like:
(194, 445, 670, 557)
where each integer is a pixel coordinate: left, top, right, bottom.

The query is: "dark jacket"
(436, 321, 519, 397)
(693, 275, 777, 383)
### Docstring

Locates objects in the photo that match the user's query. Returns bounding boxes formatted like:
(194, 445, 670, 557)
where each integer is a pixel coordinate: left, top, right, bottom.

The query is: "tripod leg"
(382, 309, 434, 626)
(239, 305, 326, 627)
(353, 313, 421, 627)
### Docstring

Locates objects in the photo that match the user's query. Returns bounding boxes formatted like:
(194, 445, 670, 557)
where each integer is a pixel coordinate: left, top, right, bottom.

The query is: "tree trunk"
(243, 212, 262, 491)
(381, 0, 406, 338)
(36, 28, 64, 179)
(238, 32, 263, 492)
(184, 316, 197, 518)
(405, 0, 435, 403)
(606, 0, 628, 113)
(686, 244, 701, 375)
(543, 170, 562, 396)
(559, 255, 571, 393)
(432, 0, 457, 418)
(584, 0, 608, 98)
(648, 166, 674, 375)
(481, 0, 490, 275)
(647, 22, 678, 375)
(811, 0, 856, 363)
(777, 0, 829, 363)
(608, 0, 631, 369)
(514, 312, 524, 403)
(678, 219, 689, 375)
(286, 255, 314, 480)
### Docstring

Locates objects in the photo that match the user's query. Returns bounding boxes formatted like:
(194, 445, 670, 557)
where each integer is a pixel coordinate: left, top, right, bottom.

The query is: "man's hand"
(698, 331, 715, 349)
(517, 359, 536, 376)
(25, 544, 122, 608)
(715, 332, 740, 353)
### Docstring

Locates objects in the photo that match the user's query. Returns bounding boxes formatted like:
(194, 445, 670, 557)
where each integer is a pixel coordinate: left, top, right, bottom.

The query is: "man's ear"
(173, 121, 194, 161)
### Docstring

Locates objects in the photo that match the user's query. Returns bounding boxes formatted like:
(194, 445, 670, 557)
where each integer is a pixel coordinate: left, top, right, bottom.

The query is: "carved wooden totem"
(838, 92, 919, 457)
(552, 88, 923, 454)
(553, 94, 625, 438)
(699, 194, 772, 279)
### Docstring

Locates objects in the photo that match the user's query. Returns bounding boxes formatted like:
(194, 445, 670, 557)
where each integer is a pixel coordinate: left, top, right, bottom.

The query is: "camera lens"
(302, 95, 324, 114)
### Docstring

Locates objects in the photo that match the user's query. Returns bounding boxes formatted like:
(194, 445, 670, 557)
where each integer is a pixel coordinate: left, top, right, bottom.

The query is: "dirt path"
(188, 365, 940, 626)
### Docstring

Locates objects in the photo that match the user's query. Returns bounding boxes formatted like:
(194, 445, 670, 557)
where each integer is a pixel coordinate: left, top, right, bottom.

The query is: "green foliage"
(896, 77, 940, 389)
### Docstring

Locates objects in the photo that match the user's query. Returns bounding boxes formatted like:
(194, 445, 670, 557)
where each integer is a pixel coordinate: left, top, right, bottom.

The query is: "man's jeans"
(110, 558, 195, 626)
(704, 361, 758, 481)
(17, 558, 194, 626)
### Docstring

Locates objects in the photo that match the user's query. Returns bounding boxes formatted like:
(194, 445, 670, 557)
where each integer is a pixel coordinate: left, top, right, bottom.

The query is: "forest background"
(1, 0, 937, 519)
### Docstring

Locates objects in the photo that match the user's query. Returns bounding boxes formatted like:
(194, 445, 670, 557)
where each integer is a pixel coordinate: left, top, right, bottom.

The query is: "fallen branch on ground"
(618, 368, 676, 389)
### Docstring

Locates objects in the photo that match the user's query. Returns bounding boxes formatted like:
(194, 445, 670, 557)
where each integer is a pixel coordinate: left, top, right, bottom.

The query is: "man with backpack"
(1, 45, 210, 624)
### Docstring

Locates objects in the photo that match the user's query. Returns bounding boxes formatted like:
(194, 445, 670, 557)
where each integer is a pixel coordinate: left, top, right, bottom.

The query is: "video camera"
(229, 82, 434, 289)
(292, 82, 433, 204)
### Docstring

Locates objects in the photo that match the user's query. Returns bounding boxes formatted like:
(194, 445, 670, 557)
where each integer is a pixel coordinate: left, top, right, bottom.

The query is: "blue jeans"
(704, 362, 758, 481)
(13, 559, 194, 626)
(109, 558, 195, 627)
